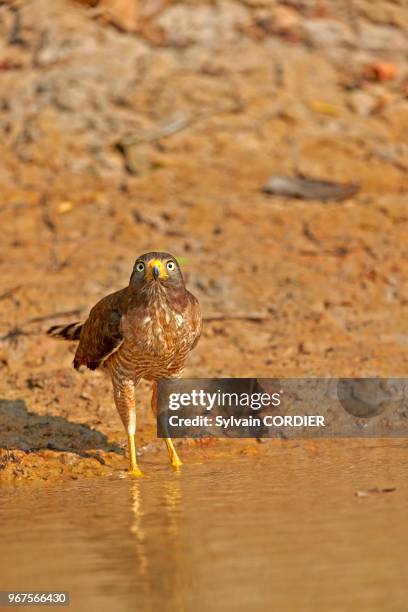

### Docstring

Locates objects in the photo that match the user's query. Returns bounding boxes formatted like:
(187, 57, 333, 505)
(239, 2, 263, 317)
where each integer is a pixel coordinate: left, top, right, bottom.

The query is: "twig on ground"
(118, 98, 244, 148)
(24, 309, 82, 325)
(204, 313, 270, 323)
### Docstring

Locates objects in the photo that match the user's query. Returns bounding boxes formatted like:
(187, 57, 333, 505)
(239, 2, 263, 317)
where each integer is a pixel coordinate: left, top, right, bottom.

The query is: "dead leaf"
(310, 100, 340, 116)
(262, 175, 360, 202)
(355, 487, 396, 497)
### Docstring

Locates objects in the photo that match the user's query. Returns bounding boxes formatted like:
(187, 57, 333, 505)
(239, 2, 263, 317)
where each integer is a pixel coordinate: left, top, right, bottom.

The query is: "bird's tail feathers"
(47, 322, 83, 341)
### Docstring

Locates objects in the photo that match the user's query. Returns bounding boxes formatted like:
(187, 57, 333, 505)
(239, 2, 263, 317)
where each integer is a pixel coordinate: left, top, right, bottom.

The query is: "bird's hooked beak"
(152, 264, 160, 280)
(146, 259, 168, 282)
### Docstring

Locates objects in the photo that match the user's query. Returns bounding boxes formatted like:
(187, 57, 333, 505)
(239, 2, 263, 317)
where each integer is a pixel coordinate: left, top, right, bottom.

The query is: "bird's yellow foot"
(171, 456, 183, 469)
(165, 438, 183, 469)
(127, 434, 144, 477)
(129, 467, 144, 478)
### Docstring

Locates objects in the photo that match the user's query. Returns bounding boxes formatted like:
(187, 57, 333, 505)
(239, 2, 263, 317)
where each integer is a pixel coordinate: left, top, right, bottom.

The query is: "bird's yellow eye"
(166, 261, 176, 272)
(136, 262, 145, 273)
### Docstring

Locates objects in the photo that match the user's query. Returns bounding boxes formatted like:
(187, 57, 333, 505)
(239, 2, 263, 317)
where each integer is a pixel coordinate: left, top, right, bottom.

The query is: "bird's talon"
(129, 468, 144, 478)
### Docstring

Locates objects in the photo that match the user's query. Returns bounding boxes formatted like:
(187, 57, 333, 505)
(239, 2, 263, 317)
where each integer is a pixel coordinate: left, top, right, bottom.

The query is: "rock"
(359, 23, 406, 53)
(272, 5, 301, 35)
(349, 90, 377, 116)
(156, 1, 250, 46)
(100, 0, 141, 33)
(363, 61, 399, 82)
(59, 452, 79, 466)
(303, 19, 355, 48)
(116, 141, 153, 175)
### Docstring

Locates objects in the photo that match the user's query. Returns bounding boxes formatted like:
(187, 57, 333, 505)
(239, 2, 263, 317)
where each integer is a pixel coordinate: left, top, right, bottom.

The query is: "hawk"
(48, 252, 202, 476)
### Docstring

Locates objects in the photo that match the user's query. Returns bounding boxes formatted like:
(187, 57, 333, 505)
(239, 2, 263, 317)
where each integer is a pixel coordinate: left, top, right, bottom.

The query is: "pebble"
(349, 90, 377, 116)
(59, 452, 79, 466)
(272, 6, 301, 35)
(359, 23, 406, 53)
(303, 19, 354, 48)
(364, 61, 398, 82)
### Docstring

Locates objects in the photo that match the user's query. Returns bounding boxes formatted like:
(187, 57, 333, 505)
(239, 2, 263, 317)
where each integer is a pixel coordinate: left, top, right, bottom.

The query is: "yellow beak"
(146, 259, 168, 281)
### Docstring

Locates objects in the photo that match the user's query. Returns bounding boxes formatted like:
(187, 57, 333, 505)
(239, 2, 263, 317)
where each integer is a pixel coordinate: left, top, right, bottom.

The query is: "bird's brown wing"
(73, 288, 128, 370)
(187, 290, 202, 350)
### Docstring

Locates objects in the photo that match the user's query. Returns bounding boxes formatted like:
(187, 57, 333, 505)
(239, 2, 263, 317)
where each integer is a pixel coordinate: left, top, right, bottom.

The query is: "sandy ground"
(0, 0, 407, 482)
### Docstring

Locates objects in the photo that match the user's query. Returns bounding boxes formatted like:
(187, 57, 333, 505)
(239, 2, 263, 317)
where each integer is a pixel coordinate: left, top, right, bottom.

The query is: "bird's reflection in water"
(129, 472, 192, 610)
(162, 471, 184, 537)
(129, 481, 148, 577)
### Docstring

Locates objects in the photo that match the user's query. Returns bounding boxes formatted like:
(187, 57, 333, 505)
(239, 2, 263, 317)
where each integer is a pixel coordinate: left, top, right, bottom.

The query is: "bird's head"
(129, 252, 185, 292)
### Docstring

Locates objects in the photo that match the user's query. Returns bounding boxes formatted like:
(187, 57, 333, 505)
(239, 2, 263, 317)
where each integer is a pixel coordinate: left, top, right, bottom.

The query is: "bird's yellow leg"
(165, 437, 182, 468)
(151, 382, 182, 469)
(128, 433, 144, 477)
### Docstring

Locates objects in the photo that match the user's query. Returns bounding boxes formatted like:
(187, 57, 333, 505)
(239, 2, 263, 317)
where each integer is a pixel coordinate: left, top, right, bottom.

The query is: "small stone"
(364, 61, 398, 82)
(273, 6, 301, 35)
(349, 90, 377, 117)
(303, 19, 354, 48)
(59, 452, 79, 466)
(359, 24, 406, 53)
(57, 201, 73, 214)
(117, 142, 153, 176)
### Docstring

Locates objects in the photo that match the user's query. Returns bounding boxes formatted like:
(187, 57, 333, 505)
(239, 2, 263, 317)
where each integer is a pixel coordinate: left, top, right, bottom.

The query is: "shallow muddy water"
(1, 443, 407, 612)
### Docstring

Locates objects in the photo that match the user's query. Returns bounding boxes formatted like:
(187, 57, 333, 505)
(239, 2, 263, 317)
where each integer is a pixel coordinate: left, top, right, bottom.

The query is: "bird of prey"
(48, 252, 202, 476)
